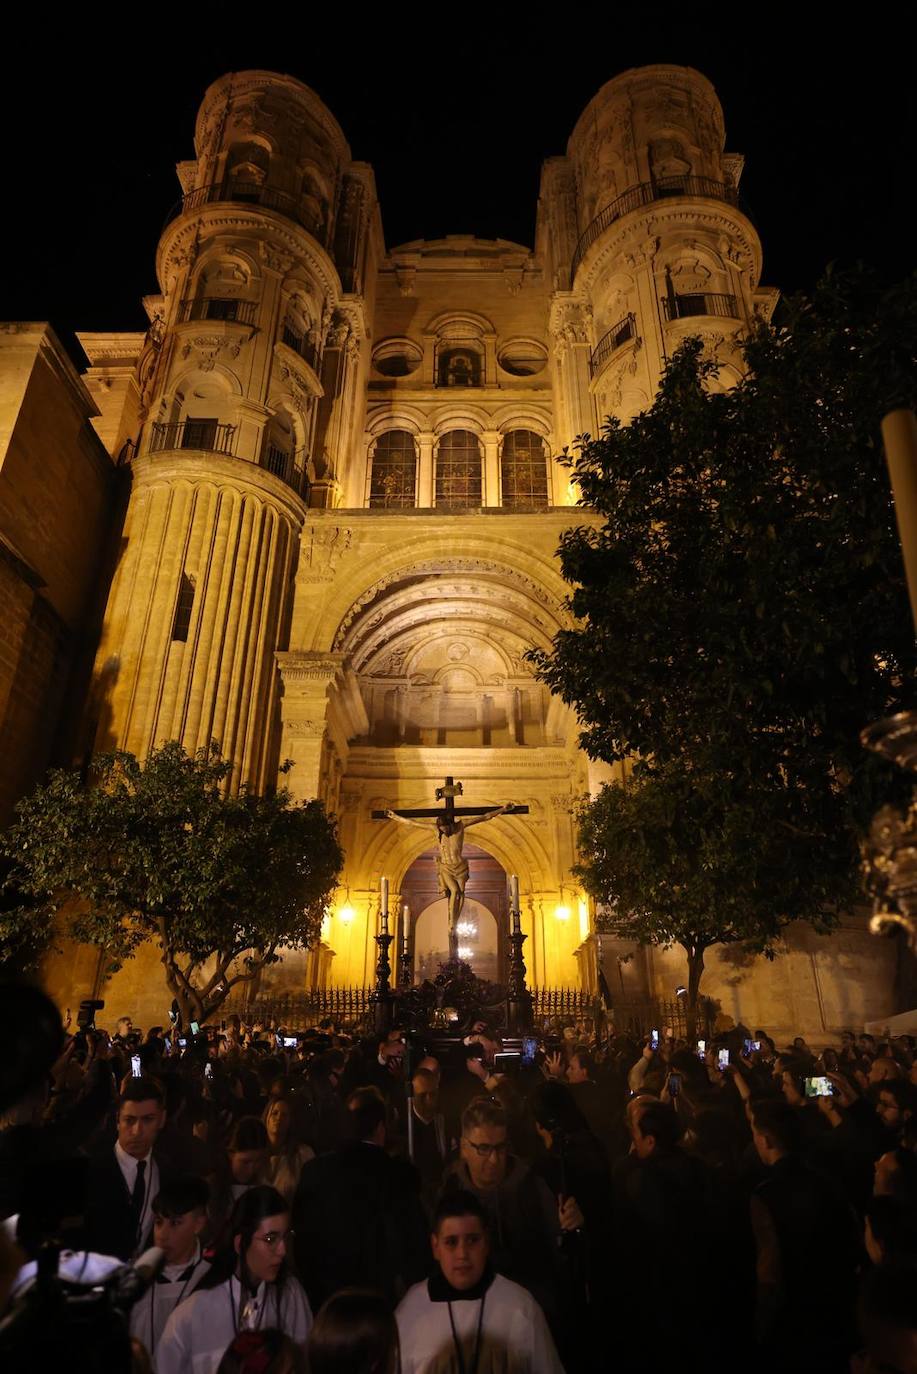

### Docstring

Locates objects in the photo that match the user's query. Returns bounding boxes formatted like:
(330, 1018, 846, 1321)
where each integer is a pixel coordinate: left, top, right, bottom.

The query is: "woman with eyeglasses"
(157, 1185, 312, 1374)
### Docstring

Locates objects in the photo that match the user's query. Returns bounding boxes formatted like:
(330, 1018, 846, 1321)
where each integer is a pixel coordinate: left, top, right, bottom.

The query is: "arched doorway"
(401, 843, 509, 985)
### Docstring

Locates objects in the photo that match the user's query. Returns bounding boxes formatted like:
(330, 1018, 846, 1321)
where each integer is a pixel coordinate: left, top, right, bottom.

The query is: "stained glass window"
(501, 430, 549, 508)
(435, 430, 482, 508)
(369, 430, 417, 508)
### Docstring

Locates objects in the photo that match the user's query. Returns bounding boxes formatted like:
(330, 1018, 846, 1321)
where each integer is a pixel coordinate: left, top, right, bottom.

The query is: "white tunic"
(128, 1253, 209, 1371)
(156, 1273, 312, 1374)
(396, 1273, 565, 1374)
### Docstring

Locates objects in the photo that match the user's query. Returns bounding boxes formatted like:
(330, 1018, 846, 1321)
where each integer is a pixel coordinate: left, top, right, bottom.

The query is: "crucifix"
(373, 778, 528, 960)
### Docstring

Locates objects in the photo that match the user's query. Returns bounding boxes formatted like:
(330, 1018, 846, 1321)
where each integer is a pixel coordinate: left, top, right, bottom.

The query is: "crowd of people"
(2, 984, 917, 1374)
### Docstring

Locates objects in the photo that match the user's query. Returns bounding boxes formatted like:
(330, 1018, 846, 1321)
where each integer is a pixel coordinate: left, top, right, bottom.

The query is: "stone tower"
(538, 64, 777, 447)
(88, 71, 380, 786)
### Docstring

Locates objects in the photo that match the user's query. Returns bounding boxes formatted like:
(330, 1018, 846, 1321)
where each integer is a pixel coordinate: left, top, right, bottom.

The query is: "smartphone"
(743, 1038, 762, 1055)
(650, 1029, 660, 1050)
(204, 1062, 213, 1079)
(131, 1054, 142, 1078)
(697, 1039, 706, 1060)
(493, 1051, 522, 1073)
(522, 1036, 538, 1066)
(178, 1038, 187, 1048)
(717, 1049, 730, 1070)
(805, 1075, 834, 1098)
(668, 1072, 681, 1096)
(190, 1020, 200, 1036)
(283, 1036, 298, 1048)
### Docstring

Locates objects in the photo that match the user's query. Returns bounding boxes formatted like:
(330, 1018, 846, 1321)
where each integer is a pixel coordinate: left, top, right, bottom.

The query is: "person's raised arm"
(384, 809, 430, 831)
(462, 802, 515, 829)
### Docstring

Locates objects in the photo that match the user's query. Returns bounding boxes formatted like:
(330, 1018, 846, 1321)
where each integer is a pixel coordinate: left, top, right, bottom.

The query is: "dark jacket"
(82, 1144, 172, 1261)
(292, 1141, 429, 1310)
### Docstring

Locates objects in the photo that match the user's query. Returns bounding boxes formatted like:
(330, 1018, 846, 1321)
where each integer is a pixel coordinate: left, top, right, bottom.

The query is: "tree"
(576, 761, 847, 1034)
(0, 742, 343, 1024)
(533, 267, 917, 1011)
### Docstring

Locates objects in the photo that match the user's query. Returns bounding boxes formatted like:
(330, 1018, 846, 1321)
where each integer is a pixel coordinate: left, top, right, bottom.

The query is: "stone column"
(481, 429, 501, 506)
(417, 431, 435, 507)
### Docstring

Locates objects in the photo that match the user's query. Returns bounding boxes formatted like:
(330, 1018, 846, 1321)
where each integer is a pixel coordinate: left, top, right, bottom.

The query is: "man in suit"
(83, 1075, 168, 1259)
(292, 1085, 430, 1310)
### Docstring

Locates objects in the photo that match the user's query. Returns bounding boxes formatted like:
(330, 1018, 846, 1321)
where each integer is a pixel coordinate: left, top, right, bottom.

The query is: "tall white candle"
(510, 874, 520, 933)
(402, 904, 410, 953)
(380, 876, 389, 932)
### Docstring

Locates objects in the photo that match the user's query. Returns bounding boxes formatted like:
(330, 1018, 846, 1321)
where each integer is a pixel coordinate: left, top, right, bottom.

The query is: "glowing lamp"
(456, 920, 477, 938)
(457, 945, 473, 961)
(339, 904, 355, 925)
(555, 904, 571, 922)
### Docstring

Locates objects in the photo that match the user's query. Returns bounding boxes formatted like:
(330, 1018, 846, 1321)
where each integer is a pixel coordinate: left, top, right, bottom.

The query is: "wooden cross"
(371, 777, 529, 824)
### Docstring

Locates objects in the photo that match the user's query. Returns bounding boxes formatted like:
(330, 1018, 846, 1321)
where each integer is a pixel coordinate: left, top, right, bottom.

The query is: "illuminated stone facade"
(2, 66, 899, 1035)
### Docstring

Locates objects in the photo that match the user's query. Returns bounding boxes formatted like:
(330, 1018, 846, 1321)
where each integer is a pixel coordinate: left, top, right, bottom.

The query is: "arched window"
(368, 430, 417, 508)
(438, 347, 481, 388)
(225, 142, 270, 202)
(435, 430, 482, 508)
(501, 430, 549, 508)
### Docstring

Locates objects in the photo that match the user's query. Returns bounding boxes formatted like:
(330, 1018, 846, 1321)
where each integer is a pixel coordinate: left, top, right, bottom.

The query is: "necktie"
(131, 1159, 147, 1236)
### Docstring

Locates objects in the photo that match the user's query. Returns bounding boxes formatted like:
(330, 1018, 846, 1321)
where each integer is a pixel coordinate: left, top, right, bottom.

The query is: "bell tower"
(538, 64, 778, 448)
(85, 72, 380, 787)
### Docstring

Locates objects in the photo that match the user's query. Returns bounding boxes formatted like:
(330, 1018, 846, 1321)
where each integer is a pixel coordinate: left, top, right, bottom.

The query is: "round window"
(372, 338, 422, 377)
(497, 338, 548, 377)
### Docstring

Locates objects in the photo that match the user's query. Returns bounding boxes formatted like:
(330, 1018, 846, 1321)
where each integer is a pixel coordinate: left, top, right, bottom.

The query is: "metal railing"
(179, 297, 258, 325)
(280, 322, 319, 369)
(245, 988, 373, 1028)
(150, 420, 236, 456)
(572, 175, 740, 278)
(165, 180, 313, 234)
(589, 313, 636, 377)
(662, 291, 739, 322)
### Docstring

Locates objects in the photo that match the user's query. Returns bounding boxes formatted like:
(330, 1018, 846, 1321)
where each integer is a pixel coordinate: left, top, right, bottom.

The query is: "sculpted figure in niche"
(384, 803, 514, 956)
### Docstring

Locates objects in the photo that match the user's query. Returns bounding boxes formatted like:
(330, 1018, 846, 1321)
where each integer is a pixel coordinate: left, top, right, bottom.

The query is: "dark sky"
(2, 13, 912, 368)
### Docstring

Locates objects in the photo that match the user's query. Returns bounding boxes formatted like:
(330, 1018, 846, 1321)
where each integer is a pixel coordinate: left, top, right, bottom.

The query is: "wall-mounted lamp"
(338, 902, 355, 925)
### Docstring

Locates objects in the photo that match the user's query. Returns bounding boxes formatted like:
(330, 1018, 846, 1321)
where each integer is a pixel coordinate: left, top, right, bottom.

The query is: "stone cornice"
(130, 450, 308, 523)
(577, 202, 761, 293)
(157, 207, 342, 305)
(77, 332, 146, 366)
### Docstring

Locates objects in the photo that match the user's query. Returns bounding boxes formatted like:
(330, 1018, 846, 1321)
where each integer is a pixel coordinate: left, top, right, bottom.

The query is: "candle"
(402, 904, 410, 951)
(380, 876, 389, 933)
(510, 874, 520, 933)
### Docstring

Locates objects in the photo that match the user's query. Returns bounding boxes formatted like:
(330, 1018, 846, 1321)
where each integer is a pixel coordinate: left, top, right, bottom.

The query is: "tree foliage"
(533, 267, 917, 1007)
(0, 742, 343, 1022)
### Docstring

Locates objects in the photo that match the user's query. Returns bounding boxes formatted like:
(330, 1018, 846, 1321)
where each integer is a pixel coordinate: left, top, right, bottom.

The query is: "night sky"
(2, 14, 912, 368)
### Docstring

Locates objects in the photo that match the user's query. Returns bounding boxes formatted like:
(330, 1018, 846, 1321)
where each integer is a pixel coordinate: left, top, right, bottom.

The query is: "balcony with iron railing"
(571, 175, 741, 279)
(178, 297, 259, 326)
(262, 444, 309, 498)
(150, 419, 237, 456)
(662, 291, 739, 322)
(589, 313, 636, 378)
(164, 180, 318, 237)
(280, 320, 319, 369)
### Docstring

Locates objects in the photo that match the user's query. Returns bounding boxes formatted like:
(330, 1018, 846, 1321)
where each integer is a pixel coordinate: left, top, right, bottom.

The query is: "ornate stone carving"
(258, 241, 295, 275)
(301, 525, 353, 582)
(285, 720, 327, 738)
(180, 334, 242, 369)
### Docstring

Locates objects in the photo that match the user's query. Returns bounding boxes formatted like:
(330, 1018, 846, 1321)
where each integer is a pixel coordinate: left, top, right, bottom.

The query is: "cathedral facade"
(0, 65, 900, 1034)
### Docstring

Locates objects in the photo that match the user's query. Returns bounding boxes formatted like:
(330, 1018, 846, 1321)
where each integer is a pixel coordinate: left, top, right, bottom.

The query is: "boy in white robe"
(157, 1184, 312, 1374)
(129, 1178, 211, 1369)
(397, 1190, 564, 1374)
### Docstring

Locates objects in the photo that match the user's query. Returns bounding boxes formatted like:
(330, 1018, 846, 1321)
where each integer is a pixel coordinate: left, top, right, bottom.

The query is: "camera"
(76, 999, 105, 1031)
(650, 1029, 660, 1050)
(717, 1048, 730, 1070)
(282, 1036, 298, 1049)
(696, 1039, 706, 1060)
(130, 1055, 141, 1078)
(493, 1051, 522, 1074)
(804, 1075, 834, 1098)
(743, 1038, 761, 1055)
(668, 1072, 681, 1096)
(521, 1036, 538, 1066)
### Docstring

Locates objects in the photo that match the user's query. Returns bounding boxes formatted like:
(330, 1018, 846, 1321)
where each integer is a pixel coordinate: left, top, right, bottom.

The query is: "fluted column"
(96, 453, 303, 790)
(417, 430, 435, 507)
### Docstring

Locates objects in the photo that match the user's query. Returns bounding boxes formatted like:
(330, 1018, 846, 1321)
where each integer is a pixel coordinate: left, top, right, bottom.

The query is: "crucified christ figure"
(384, 803, 515, 959)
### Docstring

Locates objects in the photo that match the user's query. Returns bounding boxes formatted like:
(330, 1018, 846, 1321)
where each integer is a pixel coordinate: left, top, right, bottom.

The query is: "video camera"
(76, 999, 104, 1031)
